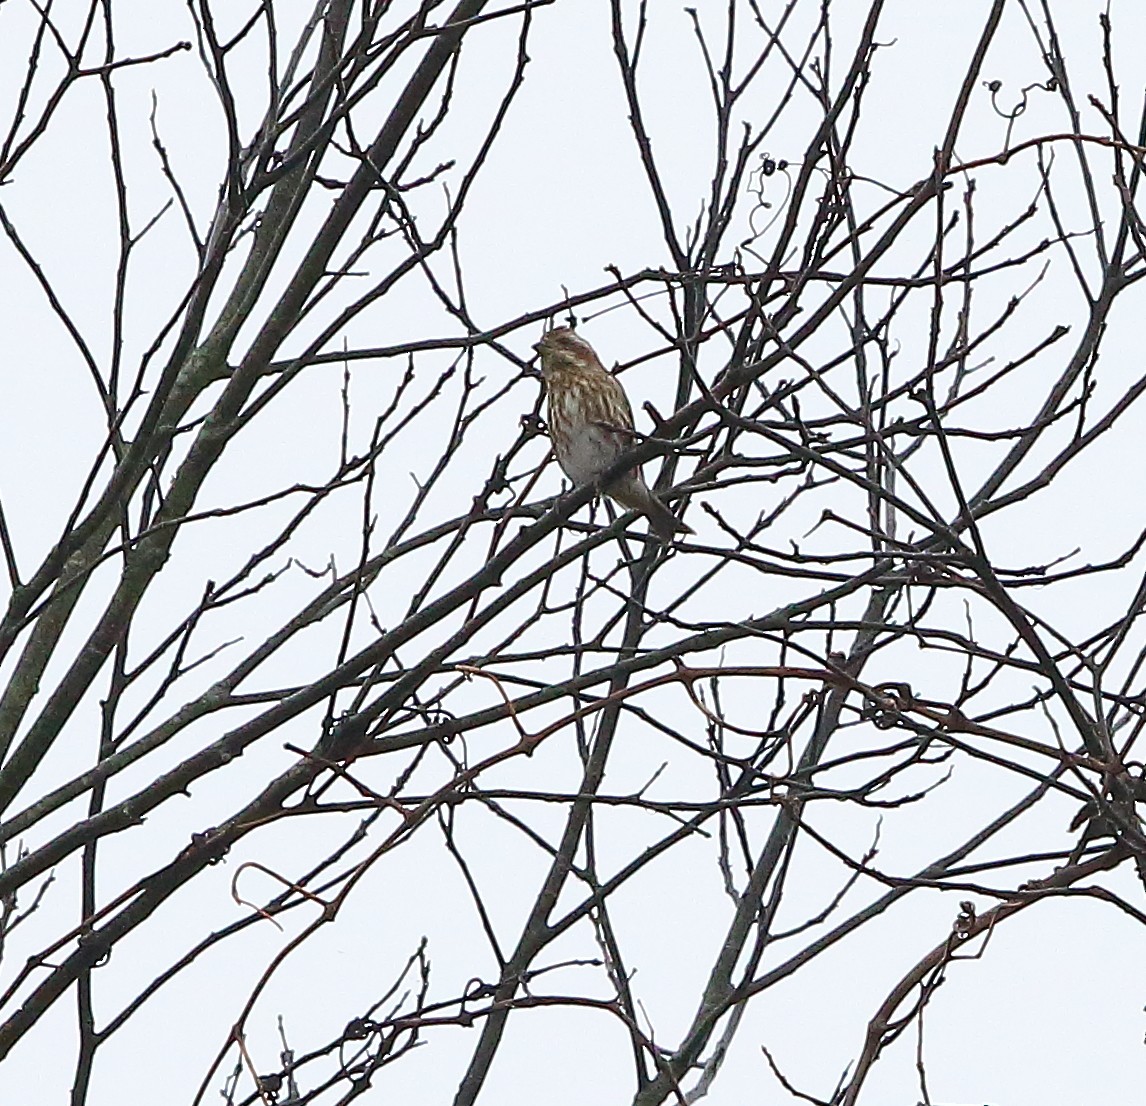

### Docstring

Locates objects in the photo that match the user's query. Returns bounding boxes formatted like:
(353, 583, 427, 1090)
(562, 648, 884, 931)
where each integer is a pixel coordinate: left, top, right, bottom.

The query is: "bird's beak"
(531, 340, 544, 353)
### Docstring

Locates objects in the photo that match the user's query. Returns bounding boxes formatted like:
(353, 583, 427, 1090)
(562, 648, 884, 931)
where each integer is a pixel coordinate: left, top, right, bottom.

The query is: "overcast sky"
(3, 2, 1146, 1104)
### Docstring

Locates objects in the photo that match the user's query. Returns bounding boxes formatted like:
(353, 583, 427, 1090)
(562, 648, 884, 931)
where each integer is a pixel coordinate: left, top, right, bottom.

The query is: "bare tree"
(2, 1, 1145, 1103)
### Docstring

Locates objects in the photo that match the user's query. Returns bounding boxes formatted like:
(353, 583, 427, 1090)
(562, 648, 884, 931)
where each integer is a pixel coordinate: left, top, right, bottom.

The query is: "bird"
(533, 326, 692, 541)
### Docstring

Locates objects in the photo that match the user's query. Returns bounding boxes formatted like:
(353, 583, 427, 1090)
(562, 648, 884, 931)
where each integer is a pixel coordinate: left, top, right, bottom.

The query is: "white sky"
(2, 2, 1146, 1104)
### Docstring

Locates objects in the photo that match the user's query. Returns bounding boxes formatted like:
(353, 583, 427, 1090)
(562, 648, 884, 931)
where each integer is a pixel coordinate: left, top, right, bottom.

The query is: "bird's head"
(532, 326, 599, 380)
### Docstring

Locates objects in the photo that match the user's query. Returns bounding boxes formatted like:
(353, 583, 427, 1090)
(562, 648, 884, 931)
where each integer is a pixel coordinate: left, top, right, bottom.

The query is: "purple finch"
(533, 327, 691, 541)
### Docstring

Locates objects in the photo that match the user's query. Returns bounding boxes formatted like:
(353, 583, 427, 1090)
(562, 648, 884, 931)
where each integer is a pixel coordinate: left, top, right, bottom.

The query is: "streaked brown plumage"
(533, 327, 691, 541)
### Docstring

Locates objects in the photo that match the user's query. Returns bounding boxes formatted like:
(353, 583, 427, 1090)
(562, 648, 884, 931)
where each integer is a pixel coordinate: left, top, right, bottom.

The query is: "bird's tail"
(610, 477, 692, 542)
(644, 493, 693, 542)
